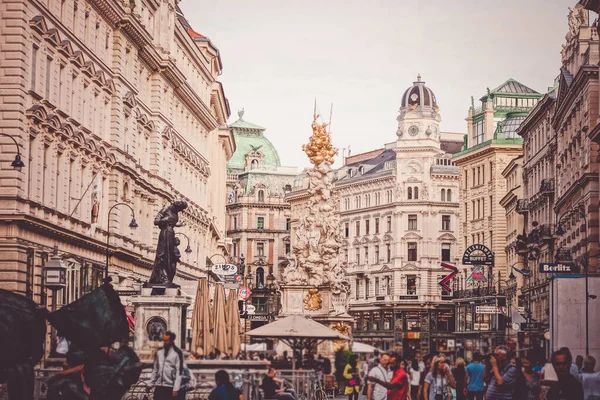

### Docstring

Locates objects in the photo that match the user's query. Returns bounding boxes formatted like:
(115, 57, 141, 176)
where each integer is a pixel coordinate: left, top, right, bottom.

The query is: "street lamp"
(0, 133, 25, 168)
(106, 203, 138, 281)
(555, 204, 590, 356)
(175, 232, 193, 254)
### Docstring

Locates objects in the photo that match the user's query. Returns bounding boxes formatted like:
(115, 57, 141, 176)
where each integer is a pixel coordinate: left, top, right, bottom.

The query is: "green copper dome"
(227, 109, 281, 173)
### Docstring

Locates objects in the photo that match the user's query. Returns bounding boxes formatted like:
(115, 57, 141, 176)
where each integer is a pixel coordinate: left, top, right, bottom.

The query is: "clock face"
(408, 125, 419, 136)
(410, 93, 419, 102)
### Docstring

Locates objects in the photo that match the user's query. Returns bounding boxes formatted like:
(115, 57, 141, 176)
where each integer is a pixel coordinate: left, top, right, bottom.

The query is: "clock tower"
(396, 74, 442, 149)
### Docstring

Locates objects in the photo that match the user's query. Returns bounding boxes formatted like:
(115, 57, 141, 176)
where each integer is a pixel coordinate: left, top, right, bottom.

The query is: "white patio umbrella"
(245, 314, 350, 369)
(351, 341, 383, 354)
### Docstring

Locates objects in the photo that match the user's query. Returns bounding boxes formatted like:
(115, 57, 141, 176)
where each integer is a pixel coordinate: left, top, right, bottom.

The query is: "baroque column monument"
(281, 113, 352, 352)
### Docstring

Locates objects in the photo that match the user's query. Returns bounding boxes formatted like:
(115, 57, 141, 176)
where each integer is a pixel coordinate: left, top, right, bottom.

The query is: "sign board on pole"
(241, 314, 275, 321)
(211, 264, 238, 276)
(538, 262, 579, 274)
(521, 322, 542, 331)
(246, 305, 256, 315)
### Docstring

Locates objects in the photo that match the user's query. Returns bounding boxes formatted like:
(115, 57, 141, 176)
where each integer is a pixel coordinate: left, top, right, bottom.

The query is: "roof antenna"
(313, 98, 317, 119)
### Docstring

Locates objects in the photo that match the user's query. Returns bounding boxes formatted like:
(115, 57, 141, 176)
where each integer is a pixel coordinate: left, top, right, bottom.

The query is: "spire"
(417, 73, 422, 82)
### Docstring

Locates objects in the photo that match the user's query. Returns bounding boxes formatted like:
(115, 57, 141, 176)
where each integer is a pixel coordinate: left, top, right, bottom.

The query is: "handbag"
(349, 379, 357, 386)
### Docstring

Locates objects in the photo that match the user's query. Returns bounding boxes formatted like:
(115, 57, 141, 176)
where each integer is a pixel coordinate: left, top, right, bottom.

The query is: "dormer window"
(251, 159, 259, 170)
(359, 166, 365, 175)
(258, 190, 265, 202)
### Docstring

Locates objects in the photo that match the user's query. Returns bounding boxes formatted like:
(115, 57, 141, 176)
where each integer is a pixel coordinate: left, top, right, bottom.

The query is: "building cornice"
(554, 172, 599, 211)
(452, 140, 523, 164)
(552, 65, 598, 131)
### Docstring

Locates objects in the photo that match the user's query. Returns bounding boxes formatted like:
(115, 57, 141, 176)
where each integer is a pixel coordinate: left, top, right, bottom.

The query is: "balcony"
(539, 224, 555, 241)
(540, 179, 555, 195)
(516, 199, 529, 214)
(555, 247, 573, 262)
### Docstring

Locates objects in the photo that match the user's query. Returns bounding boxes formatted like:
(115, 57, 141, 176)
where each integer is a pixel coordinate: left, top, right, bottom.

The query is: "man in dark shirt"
(262, 368, 296, 400)
(547, 348, 584, 400)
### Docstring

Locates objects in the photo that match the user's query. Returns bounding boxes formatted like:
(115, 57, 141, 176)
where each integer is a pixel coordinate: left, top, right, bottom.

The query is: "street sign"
(539, 262, 579, 274)
(476, 306, 500, 314)
(239, 286, 252, 300)
(246, 305, 256, 315)
(521, 322, 542, 331)
(211, 263, 238, 276)
(462, 244, 494, 265)
(439, 262, 458, 292)
(467, 266, 488, 283)
(447, 339, 455, 349)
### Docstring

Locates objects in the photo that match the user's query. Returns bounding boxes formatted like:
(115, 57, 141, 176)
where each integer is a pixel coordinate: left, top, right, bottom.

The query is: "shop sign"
(476, 306, 499, 314)
(397, 295, 418, 300)
(521, 322, 542, 331)
(462, 244, 494, 265)
(474, 323, 490, 330)
(242, 314, 275, 321)
(211, 263, 238, 276)
(539, 262, 579, 274)
(447, 339, 455, 348)
(246, 304, 256, 315)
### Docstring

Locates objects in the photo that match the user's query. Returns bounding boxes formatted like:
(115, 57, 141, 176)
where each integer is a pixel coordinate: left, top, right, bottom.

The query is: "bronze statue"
(149, 200, 188, 285)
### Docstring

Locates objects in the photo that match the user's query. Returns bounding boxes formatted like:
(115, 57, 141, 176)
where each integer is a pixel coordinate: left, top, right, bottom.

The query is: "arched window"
(256, 267, 264, 288)
(250, 159, 259, 170)
(441, 189, 446, 202)
(258, 190, 265, 202)
(447, 189, 452, 202)
(414, 187, 419, 199)
(407, 187, 412, 200)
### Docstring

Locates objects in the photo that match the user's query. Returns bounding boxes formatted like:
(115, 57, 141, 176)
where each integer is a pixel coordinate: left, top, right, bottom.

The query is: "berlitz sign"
(539, 262, 578, 274)
(462, 244, 494, 265)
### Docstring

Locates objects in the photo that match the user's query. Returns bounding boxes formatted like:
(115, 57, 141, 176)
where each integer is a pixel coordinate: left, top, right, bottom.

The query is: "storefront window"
(363, 312, 371, 331)
(383, 311, 393, 331)
(372, 311, 380, 331)
(405, 312, 421, 331)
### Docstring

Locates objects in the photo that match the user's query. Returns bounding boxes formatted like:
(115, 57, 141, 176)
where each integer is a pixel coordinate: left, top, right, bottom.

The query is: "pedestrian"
(576, 355, 585, 374)
(369, 350, 382, 370)
(368, 353, 410, 400)
(452, 357, 467, 400)
(417, 354, 433, 400)
(511, 357, 527, 400)
(465, 352, 485, 400)
(416, 353, 426, 372)
(423, 355, 456, 400)
(367, 353, 391, 400)
(546, 348, 583, 400)
(579, 356, 600, 400)
(209, 370, 245, 400)
(344, 354, 361, 400)
(559, 347, 581, 378)
(521, 356, 540, 400)
(485, 346, 517, 400)
(261, 368, 297, 400)
(408, 359, 421, 400)
(148, 331, 185, 400)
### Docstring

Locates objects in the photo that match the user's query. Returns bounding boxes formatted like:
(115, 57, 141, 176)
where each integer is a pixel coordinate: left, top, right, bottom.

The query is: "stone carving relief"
(282, 115, 349, 295)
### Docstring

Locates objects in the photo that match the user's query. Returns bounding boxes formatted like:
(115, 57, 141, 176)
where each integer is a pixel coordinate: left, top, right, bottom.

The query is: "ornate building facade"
(306, 76, 464, 355)
(514, 85, 557, 360)
(225, 111, 297, 332)
(0, 0, 233, 337)
(452, 80, 543, 356)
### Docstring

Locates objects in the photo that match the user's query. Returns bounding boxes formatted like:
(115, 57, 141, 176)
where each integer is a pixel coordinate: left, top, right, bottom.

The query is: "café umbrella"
(245, 314, 350, 369)
(226, 288, 241, 358)
(190, 278, 213, 357)
(212, 283, 228, 356)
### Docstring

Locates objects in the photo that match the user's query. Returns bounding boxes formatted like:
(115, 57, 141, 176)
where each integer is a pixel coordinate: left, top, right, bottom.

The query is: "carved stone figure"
(148, 200, 188, 285)
(282, 114, 349, 295)
(91, 184, 100, 224)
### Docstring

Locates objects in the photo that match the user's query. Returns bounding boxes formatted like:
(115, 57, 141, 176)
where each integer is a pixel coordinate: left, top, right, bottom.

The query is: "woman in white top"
(579, 356, 600, 400)
(408, 359, 421, 400)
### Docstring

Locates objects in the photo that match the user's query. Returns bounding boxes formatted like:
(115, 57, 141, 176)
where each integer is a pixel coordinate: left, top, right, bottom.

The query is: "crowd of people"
(339, 347, 599, 400)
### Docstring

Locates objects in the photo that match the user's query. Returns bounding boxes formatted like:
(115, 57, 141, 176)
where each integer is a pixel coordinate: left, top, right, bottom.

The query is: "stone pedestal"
(279, 284, 353, 358)
(131, 287, 191, 361)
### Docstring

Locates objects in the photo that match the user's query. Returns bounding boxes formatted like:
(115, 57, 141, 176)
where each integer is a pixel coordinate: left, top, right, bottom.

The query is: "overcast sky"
(180, 0, 579, 169)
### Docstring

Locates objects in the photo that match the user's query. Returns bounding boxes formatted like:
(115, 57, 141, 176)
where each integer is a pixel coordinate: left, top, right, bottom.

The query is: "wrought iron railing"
(516, 199, 529, 213)
(0, 367, 316, 400)
(540, 179, 555, 194)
